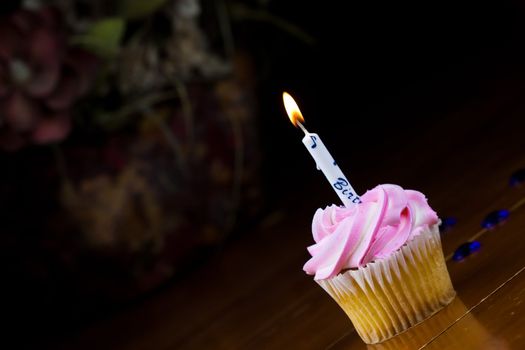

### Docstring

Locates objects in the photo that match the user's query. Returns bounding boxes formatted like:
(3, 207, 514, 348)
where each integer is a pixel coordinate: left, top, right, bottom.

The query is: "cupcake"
(304, 184, 455, 344)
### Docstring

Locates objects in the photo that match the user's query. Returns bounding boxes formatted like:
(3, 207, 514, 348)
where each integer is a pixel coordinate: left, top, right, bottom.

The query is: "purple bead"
(510, 168, 525, 186)
(482, 209, 509, 229)
(439, 217, 457, 233)
(453, 241, 481, 261)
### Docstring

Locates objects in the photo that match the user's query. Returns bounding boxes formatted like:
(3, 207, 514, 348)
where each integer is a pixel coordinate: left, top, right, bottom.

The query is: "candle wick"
(296, 121, 308, 135)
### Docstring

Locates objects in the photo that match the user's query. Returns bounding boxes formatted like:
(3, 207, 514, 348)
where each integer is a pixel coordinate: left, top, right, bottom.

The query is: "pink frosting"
(303, 184, 438, 280)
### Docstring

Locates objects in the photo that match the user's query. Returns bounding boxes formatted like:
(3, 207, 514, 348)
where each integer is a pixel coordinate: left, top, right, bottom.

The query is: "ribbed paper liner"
(317, 225, 455, 344)
(367, 296, 467, 349)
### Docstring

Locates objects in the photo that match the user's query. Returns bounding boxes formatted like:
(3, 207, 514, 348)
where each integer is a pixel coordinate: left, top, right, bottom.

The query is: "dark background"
(243, 0, 525, 207)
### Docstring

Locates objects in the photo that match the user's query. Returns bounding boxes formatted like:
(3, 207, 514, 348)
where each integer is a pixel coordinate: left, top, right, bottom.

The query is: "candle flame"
(283, 92, 305, 127)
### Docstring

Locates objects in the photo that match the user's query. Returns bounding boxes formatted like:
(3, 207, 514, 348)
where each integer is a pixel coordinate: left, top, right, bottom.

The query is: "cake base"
(317, 225, 455, 344)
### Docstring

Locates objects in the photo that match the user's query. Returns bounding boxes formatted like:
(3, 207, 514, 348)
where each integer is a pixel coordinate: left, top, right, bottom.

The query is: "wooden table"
(50, 81, 525, 349)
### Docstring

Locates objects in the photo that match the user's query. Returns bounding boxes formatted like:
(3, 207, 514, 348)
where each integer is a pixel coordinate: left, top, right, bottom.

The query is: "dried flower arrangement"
(1, 0, 263, 313)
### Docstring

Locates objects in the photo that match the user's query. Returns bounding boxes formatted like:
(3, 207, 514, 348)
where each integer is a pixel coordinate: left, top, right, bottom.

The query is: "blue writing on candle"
(333, 177, 362, 203)
(310, 136, 317, 148)
(300, 131, 360, 207)
(333, 177, 349, 190)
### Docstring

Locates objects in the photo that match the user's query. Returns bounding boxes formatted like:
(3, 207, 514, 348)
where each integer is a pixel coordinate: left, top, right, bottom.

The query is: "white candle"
(283, 92, 361, 207)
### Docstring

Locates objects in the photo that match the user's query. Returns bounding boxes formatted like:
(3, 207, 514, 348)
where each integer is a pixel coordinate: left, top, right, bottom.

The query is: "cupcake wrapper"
(317, 225, 455, 344)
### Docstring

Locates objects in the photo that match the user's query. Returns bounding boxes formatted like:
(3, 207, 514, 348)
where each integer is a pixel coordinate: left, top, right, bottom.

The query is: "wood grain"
(47, 82, 525, 350)
(426, 266, 525, 350)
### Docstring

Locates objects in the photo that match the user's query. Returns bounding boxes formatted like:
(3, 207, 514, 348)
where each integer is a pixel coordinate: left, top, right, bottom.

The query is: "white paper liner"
(317, 224, 455, 344)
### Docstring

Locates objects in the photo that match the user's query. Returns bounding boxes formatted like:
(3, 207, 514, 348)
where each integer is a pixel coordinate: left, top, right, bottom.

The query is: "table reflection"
(366, 297, 508, 350)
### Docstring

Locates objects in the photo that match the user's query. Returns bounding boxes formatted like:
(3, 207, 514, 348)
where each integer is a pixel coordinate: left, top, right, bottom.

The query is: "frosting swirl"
(303, 184, 438, 280)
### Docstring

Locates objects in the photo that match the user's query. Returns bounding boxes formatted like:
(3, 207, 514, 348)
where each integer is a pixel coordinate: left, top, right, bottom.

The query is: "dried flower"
(61, 163, 164, 252)
(0, 6, 97, 151)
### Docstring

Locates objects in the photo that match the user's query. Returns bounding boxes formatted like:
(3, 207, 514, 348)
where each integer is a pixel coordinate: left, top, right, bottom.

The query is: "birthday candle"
(283, 92, 361, 207)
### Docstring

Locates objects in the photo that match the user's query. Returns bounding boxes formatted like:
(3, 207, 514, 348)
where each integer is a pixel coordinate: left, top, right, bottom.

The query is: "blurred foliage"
(73, 18, 126, 58)
(118, 0, 170, 19)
